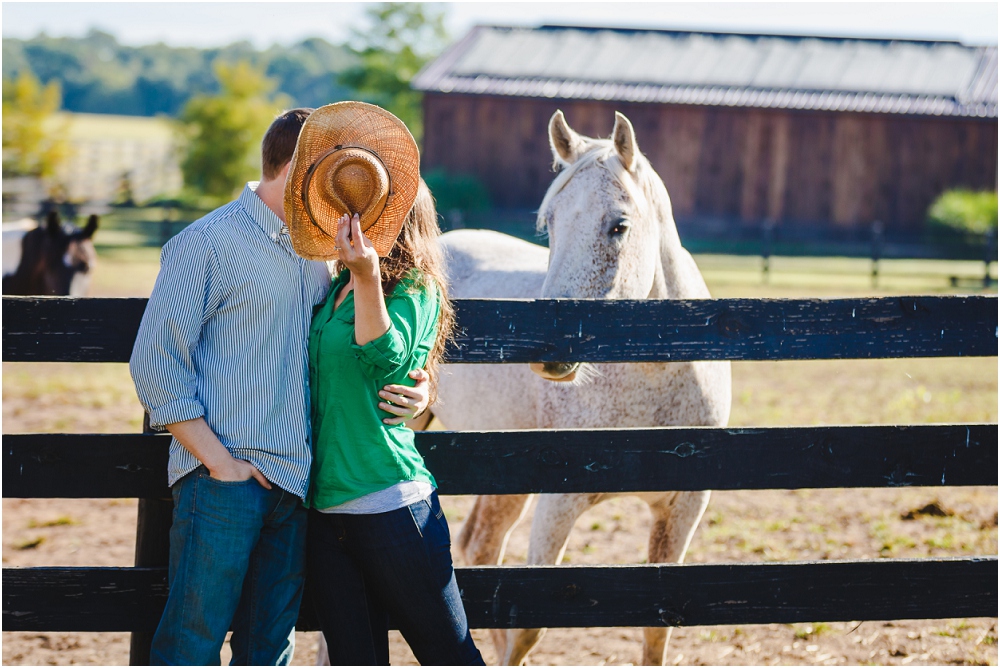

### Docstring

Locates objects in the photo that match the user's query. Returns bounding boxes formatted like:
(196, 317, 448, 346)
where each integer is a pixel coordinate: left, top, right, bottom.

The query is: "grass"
(26, 516, 77, 528)
(13, 537, 45, 550)
(698, 254, 996, 297)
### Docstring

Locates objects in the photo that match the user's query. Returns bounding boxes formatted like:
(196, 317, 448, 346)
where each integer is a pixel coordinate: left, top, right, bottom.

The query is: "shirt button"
(271, 232, 277, 240)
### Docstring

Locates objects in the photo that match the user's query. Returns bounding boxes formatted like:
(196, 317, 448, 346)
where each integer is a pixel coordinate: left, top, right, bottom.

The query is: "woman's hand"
(336, 213, 379, 281)
(379, 369, 432, 425)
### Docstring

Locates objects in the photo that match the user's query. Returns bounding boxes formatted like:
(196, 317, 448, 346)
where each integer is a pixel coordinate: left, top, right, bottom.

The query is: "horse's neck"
(649, 222, 711, 300)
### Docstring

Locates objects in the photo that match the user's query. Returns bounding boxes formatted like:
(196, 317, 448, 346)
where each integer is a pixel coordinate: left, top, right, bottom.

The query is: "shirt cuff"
(147, 397, 206, 428)
(352, 327, 407, 375)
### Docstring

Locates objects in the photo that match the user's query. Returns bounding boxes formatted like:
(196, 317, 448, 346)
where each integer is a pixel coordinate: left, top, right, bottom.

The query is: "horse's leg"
(641, 490, 711, 666)
(502, 493, 603, 666)
(315, 634, 330, 666)
(456, 494, 534, 566)
(455, 493, 534, 661)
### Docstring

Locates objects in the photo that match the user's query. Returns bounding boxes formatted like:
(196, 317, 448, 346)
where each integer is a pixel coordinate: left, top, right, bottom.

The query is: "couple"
(130, 103, 484, 666)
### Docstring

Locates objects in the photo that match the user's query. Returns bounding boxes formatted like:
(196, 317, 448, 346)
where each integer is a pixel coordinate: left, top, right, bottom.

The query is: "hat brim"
(284, 102, 420, 260)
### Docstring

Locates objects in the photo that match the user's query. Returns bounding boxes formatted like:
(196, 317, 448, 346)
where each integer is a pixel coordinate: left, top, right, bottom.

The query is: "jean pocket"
(193, 470, 261, 528)
(201, 474, 255, 487)
(424, 495, 451, 544)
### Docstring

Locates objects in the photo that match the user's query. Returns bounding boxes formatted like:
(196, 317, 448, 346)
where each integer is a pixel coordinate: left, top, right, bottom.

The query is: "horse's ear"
(612, 111, 638, 172)
(46, 211, 62, 237)
(82, 214, 99, 239)
(549, 110, 585, 167)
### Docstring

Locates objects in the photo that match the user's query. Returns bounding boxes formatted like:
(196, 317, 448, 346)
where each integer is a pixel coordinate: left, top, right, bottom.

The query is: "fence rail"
(3, 296, 997, 363)
(4, 425, 996, 498)
(2, 295, 997, 663)
(5, 558, 995, 632)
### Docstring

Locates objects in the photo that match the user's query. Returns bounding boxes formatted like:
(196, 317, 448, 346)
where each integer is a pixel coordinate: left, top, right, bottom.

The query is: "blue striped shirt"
(130, 183, 332, 498)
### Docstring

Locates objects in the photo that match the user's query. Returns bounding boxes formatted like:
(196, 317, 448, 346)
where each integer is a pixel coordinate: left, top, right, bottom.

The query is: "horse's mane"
(536, 139, 670, 235)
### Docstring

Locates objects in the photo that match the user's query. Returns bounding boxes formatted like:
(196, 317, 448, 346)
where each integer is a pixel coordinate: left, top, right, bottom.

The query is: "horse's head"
(39, 212, 99, 296)
(531, 110, 676, 382)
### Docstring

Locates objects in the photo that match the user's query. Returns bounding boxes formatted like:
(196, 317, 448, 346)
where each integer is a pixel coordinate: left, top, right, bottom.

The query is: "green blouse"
(306, 269, 440, 509)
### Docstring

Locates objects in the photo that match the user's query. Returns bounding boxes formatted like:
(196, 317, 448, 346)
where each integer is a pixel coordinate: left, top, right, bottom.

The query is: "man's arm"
(167, 417, 270, 488)
(130, 231, 269, 488)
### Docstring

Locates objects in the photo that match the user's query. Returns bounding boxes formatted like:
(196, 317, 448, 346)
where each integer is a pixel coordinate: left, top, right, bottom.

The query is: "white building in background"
(50, 112, 183, 205)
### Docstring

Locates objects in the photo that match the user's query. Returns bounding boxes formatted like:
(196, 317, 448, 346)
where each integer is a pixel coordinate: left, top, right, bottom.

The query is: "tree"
(340, 3, 449, 145)
(2, 70, 69, 181)
(927, 189, 998, 236)
(179, 61, 290, 201)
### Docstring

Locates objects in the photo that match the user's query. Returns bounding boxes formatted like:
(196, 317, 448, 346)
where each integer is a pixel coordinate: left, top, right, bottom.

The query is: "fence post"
(984, 228, 996, 289)
(129, 414, 173, 665)
(871, 221, 884, 288)
(761, 219, 776, 284)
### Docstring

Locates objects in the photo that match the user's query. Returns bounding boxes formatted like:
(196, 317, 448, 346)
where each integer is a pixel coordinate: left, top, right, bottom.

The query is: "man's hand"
(379, 368, 432, 426)
(209, 457, 272, 489)
(166, 417, 271, 489)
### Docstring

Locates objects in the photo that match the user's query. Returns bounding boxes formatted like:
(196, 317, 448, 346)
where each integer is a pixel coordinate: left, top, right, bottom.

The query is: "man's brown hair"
(261, 108, 314, 180)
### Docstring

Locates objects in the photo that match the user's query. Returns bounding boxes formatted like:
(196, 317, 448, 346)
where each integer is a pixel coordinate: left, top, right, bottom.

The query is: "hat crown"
(315, 148, 389, 231)
(284, 101, 420, 260)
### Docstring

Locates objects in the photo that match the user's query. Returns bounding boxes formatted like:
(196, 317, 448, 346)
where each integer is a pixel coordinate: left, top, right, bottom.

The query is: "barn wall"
(422, 93, 998, 232)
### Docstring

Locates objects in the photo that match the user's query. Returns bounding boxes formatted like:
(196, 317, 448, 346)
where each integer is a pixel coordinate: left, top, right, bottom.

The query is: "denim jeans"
(150, 466, 307, 665)
(307, 492, 484, 666)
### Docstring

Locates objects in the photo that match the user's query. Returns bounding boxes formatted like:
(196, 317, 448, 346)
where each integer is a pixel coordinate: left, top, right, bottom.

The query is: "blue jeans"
(306, 492, 484, 666)
(150, 466, 307, 665)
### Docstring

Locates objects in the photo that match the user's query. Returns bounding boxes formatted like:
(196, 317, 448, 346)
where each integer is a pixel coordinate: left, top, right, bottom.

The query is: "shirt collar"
(238, 182, 287, 240)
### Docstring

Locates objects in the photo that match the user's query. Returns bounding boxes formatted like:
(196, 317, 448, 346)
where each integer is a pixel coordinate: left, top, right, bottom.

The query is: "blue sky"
(3, 2, 997, 48)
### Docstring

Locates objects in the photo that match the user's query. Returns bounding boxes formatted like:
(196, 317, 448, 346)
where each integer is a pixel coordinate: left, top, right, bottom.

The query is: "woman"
(305, 181, 484, 666)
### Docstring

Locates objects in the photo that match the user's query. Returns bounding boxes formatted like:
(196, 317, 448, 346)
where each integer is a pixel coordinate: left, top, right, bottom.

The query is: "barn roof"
(413, 25, 998, 118)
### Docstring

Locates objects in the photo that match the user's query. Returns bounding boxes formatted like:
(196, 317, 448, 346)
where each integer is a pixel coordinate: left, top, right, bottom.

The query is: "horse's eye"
(609, 220, 629, 237)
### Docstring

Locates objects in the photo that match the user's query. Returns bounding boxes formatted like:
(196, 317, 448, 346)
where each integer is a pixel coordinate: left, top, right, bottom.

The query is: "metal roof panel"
(415, 25, 997, 117)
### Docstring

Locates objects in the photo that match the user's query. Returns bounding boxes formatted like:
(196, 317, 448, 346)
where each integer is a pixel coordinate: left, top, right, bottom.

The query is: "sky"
(2, 2, 998, 49)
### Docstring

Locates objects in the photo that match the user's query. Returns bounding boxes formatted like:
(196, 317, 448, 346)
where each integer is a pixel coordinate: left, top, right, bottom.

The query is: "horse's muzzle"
(529, 362, 580, 382)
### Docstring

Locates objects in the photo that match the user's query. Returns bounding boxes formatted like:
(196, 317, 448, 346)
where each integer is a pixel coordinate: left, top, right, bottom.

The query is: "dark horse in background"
(2, 212, 99, 296)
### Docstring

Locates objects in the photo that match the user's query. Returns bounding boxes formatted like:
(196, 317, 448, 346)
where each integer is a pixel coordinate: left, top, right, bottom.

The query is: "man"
(130, 108, 430, 665)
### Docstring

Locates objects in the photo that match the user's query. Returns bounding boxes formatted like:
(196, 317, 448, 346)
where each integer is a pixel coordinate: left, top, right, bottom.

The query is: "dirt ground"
(3, 489, 997, 666)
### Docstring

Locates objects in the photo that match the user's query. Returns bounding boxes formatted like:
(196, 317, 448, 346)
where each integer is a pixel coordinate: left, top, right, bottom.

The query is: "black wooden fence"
(3, 295, 998, 664)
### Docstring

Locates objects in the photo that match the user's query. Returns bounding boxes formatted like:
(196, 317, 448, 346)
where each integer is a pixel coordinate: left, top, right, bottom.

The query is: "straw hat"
(283, 102, 420, 259)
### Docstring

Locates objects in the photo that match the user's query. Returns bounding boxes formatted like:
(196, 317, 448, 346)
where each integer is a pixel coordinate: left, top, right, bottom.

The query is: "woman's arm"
(336, 212, 390, 346)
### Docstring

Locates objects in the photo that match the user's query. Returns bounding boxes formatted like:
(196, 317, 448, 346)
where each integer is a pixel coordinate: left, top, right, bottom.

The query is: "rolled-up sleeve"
(351, 285, 436, 381)
(129, 230, 223, 428)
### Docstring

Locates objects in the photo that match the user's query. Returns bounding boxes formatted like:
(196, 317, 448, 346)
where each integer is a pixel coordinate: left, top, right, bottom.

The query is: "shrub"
(927, 189, 998, 236)
(423, 168, 491, 215)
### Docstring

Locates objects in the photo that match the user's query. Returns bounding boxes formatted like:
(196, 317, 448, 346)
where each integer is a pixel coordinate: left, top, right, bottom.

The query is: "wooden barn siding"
(422, 93, 998, 231)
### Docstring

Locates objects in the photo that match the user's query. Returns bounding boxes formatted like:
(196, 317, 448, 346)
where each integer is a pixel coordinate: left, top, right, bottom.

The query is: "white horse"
(313, 111, 730, 666)
(432, 110, 732, 665)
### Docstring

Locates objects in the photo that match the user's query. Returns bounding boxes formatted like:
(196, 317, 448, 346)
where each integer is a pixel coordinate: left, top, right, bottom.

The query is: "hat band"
(301, 145, 393, 242)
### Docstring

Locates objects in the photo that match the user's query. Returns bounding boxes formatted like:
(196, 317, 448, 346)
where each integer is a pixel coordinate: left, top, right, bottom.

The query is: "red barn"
(414, 25, 998, 238)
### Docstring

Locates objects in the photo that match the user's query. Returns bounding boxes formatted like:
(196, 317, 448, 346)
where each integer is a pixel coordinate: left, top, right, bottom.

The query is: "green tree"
(340, 3, 449, 144)
(927, 189, 998, 236)
(179, 61, 290, 201)
(2, 70, 69, 180)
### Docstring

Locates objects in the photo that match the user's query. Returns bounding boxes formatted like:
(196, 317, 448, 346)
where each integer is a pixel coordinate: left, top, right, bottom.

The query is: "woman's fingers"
(350, 213, 363, 246)
(336, 213, 351, 257)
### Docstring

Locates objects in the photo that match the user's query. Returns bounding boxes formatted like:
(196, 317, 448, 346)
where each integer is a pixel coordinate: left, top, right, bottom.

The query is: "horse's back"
(435, 229, 547, 430)
(441, 229, 547, 299)
(2, 219, 36, 277)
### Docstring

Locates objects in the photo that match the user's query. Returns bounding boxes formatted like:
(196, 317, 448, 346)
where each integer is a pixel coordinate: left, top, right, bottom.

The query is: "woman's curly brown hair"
(336, 179, 454, 404)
